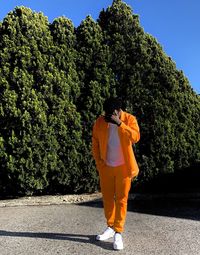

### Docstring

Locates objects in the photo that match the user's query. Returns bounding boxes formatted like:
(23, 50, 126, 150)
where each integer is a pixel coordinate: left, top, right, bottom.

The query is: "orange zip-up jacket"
(92, 111, 140, 178)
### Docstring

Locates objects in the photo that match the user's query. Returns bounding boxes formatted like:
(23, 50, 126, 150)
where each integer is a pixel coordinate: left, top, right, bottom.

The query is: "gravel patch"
(0, 193, 102, 207)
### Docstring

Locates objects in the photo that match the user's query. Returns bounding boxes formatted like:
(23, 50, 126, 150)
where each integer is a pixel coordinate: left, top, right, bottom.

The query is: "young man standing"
(92, 97, 140, 250)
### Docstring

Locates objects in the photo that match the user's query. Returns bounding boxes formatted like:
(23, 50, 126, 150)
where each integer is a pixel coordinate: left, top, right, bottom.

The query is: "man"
(92, 97, 140, 251)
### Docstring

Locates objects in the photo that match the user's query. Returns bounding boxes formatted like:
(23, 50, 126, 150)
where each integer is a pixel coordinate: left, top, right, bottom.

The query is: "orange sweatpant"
(99, 164, 131, 233)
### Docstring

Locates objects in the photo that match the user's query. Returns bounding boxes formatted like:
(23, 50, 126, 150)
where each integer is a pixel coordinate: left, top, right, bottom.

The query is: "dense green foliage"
(0, 1, 199, 196)
(98, 0, 200, 183)
(0, 7, 82, 195)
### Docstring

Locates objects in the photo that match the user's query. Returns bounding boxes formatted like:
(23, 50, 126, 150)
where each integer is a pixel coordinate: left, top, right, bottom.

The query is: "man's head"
(103, 97, 122, 115)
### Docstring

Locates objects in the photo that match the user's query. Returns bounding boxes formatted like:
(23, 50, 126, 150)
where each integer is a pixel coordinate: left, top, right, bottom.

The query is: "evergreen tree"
(0, 7, 82, 195)
(98, 0, 200, 182)
(49, 17, 83, 192)
(75, 16, 116, 191)
(0, 7, 51, 195)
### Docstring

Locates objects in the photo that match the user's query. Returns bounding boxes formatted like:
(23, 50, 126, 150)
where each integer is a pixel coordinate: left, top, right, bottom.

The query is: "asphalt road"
(0, 197, 200, 255)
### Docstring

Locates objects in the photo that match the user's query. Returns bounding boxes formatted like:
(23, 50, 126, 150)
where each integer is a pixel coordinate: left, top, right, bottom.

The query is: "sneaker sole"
(96, 233, 115, 241)
(113, 245, 124, 250)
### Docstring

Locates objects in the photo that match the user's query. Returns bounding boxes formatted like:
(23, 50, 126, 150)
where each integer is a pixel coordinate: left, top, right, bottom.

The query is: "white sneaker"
(113, 233, 124, 250)
(96, 227, 115, 241)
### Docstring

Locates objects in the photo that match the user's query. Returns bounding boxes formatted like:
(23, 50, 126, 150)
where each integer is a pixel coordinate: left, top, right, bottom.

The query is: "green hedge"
(0, 1, 199, 196)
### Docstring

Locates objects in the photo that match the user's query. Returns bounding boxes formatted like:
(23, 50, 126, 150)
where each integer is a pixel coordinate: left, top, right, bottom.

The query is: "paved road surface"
(0, 197, 200, 255)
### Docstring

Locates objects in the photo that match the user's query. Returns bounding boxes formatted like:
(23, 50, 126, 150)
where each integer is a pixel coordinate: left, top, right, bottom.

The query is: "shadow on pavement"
(128, 197, 200, 221)
(0, 230, 113, 250)
(78, 196, 200, 221)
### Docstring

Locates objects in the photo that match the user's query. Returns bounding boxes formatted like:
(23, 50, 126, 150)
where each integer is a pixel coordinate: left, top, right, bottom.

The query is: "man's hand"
(110, 114, 121, 126)
(104, 110, 121, 126)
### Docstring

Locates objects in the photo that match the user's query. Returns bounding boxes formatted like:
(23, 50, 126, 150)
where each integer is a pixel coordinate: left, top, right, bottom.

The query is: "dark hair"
(103, 97, 122, 114)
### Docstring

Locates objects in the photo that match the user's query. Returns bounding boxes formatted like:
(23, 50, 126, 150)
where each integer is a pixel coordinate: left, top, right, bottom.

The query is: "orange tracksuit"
(92, 111, 140, 232)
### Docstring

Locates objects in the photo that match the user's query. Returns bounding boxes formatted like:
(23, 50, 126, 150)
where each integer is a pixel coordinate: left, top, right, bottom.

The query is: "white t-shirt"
(106, 123, 125, 167)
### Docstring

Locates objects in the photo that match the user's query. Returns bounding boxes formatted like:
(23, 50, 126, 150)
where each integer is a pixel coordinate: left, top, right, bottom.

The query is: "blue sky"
(0, 0, 199, 94)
